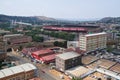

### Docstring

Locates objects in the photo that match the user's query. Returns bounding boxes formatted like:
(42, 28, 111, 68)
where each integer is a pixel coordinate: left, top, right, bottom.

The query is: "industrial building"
(0, 63, 37, 80)
(3, 34, 32, 44)
(55, 51, 81, 71)
(32, 48, 58, 64)
(79, 32, 107, 52)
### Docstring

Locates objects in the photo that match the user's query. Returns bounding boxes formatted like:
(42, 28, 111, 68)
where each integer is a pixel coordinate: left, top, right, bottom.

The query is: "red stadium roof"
(43, 26, 87, 32)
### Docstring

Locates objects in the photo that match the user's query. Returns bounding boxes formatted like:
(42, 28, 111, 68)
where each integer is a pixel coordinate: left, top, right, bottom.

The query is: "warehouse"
(0, 63, 37, 80)
(32, 48, 58, 64)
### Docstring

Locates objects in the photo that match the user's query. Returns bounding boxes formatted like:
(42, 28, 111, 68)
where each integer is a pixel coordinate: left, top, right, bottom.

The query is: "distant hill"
(0, 14, 56, 25)
(35, 16, 56, 21)
(99, 17, 120, 24)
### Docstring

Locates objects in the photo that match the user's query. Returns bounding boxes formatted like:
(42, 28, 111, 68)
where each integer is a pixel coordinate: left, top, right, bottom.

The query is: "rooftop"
(3, 34, 23, 38)
(109, 63, 120, 73)
(56, 51, 80, 60)
(82, 55, 99, 65)
(20, 63, 37, 72)
(65, 66, 89, 77)
(41, 53, 57, 61)
(0, 30, 10, 34)
(29, 77, 41, 80)
(87, 59, 116, 69)
(0, 71, 5, 79)
(85, 32, 106, 37)
(0, 63, 37, 79)
(32, 49, 53, 56)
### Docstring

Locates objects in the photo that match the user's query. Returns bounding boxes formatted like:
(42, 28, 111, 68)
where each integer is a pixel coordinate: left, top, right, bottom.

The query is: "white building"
(67, 41, 79, 48)
(79, 32, 107, 52)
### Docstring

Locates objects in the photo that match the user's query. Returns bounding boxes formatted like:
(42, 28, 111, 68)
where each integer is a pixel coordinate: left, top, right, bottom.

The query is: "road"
(7, 52, 62, 80)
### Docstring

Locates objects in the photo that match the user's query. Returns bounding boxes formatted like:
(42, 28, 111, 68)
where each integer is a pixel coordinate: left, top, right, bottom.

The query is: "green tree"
(72, 77, 82, 80)
(33, 36, 44, 42)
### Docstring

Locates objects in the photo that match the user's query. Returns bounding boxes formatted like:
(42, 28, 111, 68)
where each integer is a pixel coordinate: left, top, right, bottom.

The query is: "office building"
(55, 52, 81, 71)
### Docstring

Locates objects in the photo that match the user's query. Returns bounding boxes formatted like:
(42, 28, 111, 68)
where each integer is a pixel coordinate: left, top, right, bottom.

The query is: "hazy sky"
(0, 0, 120, 19)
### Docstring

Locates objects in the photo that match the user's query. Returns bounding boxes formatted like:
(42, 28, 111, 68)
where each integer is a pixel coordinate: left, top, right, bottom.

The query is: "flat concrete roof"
(65, 66, 89, 77)
(0, 30, 10, 34)
(85, 32, 106, 37)
(56, 51, 80, 60)
(4, 34, 23, 38)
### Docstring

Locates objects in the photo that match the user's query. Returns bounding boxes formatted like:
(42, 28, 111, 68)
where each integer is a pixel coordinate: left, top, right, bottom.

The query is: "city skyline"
(0, 0, 120, 20)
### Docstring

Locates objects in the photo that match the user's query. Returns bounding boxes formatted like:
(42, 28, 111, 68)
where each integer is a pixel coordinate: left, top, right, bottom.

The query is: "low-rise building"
(67, 41, 79, 48)
(0, 63, 37, 80)
(3, 34, 32, 44)
(55, 51, 81, 71)
(32, 49, 57, 64)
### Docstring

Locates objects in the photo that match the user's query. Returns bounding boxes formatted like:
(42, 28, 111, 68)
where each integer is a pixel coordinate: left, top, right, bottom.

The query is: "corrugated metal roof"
(1, 68, 13, 77)
(32, 49, 53, 55)
(20, 63, 37, 72)
(41, 53, 56, 61)
(56, 51, 80, 60)
(10, 66, 24, 74)
(0, 71, 5, 78)
(0, 63, 36, 79)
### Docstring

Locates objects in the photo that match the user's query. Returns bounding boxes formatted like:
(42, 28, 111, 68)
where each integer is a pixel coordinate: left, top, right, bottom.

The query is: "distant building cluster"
(3, 34, 32, 44)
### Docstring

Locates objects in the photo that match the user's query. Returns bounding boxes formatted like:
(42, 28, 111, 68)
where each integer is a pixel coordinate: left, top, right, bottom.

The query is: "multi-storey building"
(0, 63, 37, 80)
(55, 52, 81, 71)
(79, 32, 107, 52)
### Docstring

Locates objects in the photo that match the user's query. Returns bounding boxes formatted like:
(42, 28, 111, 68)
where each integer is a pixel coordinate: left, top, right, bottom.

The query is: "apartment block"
(79, 32, 107, 52)
(55, 52, 81, 71)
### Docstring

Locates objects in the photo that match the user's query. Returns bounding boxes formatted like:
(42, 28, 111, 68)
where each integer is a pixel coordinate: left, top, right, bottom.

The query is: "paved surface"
(7, 51, 62, 80)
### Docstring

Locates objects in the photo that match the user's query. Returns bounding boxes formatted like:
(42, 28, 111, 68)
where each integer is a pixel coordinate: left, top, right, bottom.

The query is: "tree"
(54, 41, 67, 48)
(33, 36, 44, 42)
(72, 77, 82, 80)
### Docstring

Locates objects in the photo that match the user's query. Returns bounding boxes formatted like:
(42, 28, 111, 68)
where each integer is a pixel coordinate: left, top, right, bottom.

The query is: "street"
(7, 52, 62, 80)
